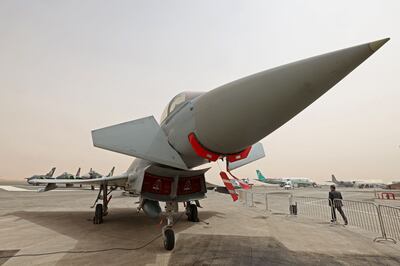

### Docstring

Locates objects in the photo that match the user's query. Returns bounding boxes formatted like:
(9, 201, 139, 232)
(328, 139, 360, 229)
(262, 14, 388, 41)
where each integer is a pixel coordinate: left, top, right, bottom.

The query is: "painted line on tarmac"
(0, 185, 31, 192)
(0, 185, 98, 192)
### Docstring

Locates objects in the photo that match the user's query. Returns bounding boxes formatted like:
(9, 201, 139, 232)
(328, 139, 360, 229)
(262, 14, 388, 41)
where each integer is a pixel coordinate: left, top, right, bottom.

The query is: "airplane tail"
(107, 167, 115, 177)
(46, 167, 56, 177)
(256, 170, 266, 181)
(76, 168, 81, 177)
(331, 174, 338, 184)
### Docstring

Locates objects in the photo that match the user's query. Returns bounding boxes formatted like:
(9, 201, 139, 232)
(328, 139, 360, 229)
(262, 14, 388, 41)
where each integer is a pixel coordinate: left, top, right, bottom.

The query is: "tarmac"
(0, 180, 400, 265)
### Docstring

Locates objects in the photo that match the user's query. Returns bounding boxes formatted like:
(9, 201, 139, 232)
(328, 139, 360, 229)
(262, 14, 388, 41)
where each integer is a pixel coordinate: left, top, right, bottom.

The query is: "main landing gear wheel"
(163, 228, 175, 251)
(187, 203, 199, 222)
(93, 204, 103, 224)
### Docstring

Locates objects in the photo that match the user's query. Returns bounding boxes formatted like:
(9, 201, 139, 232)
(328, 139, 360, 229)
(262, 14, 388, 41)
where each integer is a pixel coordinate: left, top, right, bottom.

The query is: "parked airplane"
(256, 170, 283, 185)
(331, 174, 386, 188)
(81, 167, 115, 180)
(256, 170, 316, 188)
(55, 168, 81, 180)
(30, 38, 389, 250)
(26, 167, 56, 185)
(55, 168, 81, 187)
(81, 167, 115, 190)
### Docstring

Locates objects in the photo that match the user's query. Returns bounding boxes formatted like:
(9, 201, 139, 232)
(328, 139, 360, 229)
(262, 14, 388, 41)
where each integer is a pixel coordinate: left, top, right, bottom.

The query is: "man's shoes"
(330, 219, 336, 223)
(344, 221, 348, 225)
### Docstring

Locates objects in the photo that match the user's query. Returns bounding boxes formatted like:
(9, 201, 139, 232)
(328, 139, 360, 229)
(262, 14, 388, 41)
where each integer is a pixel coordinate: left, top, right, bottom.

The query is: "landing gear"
(162, 201, 178, 251)
(93, 203, 103, 224)
(163, 228, 175, 250)
(186, 202, 199, 222)
(92, 183, 112, 224)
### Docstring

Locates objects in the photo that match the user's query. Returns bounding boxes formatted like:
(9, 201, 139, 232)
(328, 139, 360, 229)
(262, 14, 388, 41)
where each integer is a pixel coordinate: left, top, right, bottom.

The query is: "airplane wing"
(227, 142, 265, 171)
(29, 173, 128, 191)
(92, 116, 188, 170)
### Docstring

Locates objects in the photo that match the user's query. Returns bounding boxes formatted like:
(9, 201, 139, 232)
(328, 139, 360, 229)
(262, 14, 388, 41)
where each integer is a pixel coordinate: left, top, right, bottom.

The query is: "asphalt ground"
(0, 181, 400, 265)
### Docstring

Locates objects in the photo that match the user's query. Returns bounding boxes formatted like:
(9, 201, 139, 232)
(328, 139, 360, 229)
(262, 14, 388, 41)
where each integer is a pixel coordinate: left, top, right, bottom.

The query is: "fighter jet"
(81, 167, 115, 180)
(55, 168, 81, 187)
(30, 38, 389, 250)
(80, 167, 115, 190)
(26, 167, 56, 185)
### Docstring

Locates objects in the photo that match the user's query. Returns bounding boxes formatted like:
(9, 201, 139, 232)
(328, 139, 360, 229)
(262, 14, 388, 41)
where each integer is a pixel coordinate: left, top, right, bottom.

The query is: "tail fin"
(46, 167, 56, 177)
(76, 168, 81, 177)
(107, 167, 115, 177)
(331, 174, 338, 184)
(256, 170, 266, 181)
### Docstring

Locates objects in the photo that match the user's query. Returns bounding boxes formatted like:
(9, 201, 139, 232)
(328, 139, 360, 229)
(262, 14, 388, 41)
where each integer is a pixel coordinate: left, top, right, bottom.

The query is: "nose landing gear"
(163, 226, 175, 251)
(162, 201, 178, 250)
(185, 201, 199, 222)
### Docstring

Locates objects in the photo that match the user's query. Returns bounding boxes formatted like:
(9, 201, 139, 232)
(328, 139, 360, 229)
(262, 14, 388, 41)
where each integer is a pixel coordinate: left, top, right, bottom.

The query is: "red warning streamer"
(219, 171, 238, 201)
(227, 169, 251, 190)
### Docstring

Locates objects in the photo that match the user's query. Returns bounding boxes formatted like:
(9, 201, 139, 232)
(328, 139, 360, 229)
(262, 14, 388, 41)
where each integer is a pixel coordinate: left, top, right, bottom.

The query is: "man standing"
(329, 185, 348, 225)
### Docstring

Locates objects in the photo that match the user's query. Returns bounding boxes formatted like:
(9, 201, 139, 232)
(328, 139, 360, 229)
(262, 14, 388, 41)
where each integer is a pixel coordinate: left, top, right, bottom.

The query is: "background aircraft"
(331, 174, 386, 188)
(256, 170, 316, 188)
(81, 167, 115, 190)
(30, 38, 388, 250)
(55, 168, 81, 187)
(26, 167, 56, 185)
(81, 167, 115, 180)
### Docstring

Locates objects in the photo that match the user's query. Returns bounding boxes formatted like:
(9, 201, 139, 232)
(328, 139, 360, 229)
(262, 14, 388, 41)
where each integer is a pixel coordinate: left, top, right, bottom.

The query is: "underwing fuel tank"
(142, 199, 161, 218)
(192, 38, 389, 154)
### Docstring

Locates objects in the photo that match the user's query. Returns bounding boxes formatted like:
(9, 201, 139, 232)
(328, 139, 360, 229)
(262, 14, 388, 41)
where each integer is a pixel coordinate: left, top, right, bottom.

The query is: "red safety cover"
(177, 175, 203, 195)
(188, 133, 220, 161)
(227, 146, 252, 163)
(142, 173, 173, 195)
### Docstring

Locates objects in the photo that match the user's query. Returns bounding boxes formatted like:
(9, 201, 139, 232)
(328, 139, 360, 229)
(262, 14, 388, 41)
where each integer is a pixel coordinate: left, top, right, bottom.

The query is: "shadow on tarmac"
(8, 210, 400, 265)
(10, 209, 221, 265)
(170, 234, 400, 266)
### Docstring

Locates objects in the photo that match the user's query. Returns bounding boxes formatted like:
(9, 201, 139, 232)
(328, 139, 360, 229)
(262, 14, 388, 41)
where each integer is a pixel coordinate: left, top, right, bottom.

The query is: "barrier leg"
(373, 205, 397, 244)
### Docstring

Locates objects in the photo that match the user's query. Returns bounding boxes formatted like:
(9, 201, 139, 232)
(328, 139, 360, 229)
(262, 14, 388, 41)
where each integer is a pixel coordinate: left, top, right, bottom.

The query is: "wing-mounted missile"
(92, 116, 188, 170)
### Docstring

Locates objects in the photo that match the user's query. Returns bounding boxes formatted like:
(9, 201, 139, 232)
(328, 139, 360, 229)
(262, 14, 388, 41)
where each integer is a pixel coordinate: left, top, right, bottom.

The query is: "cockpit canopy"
(160, 91, 204, 122)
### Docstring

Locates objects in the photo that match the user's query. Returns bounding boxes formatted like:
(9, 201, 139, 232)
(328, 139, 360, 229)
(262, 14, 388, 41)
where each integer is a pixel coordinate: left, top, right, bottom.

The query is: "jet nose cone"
(193, 38, 389, 154)
(369, 38, 390, 52)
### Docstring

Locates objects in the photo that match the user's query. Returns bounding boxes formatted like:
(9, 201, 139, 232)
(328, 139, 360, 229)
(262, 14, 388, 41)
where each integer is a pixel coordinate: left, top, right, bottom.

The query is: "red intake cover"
(142, 173, 173, 195)
(177, 176, 203, 195)
(188, 133, 220, 161)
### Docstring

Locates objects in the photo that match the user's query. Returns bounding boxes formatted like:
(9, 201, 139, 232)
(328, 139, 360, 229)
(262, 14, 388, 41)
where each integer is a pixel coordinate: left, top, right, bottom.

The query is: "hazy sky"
(0, 1, 399, 182)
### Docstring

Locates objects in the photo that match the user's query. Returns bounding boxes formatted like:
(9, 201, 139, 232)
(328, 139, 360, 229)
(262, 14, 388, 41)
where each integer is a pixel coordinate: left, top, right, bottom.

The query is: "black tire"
(93, 204, 103, 224)
(188, 204, 199, 222)
(163, 229, 175, 250)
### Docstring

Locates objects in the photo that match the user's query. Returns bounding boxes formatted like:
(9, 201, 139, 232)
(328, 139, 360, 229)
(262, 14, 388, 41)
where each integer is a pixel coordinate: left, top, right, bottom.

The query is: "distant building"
(387, 182, 400, 190)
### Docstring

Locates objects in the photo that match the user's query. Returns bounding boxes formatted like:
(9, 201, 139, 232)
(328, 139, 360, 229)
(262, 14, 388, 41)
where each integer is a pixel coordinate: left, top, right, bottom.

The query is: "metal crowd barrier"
(238, 191, 399, 244)
(238, 190, 291, 214)
(332, 199, 381, 235)
(294, 196, 333, 222)
(375, 205, 400, 243)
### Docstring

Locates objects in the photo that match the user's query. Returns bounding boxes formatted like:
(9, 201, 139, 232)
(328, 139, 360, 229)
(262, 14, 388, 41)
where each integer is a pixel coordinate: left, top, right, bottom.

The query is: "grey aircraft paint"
(192, 39, 389, 154)
(31, 38, 389, 216)
(29, 38, 389, 251)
